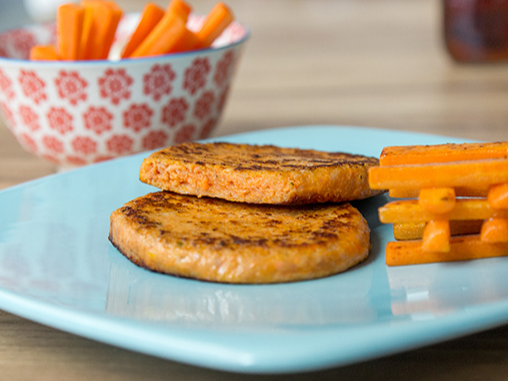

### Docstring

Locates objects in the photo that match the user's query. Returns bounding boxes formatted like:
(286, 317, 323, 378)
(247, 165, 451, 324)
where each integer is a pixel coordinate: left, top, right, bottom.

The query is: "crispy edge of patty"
(109, 192, 371, 284)
(139, 142, 383, 205)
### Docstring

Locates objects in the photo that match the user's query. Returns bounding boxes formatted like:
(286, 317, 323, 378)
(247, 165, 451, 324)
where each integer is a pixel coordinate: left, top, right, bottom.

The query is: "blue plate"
(1, 126, 508, 374)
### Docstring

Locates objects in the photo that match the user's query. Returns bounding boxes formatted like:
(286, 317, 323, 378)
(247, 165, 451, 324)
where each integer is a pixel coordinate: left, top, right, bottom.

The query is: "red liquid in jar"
(444, 0, 508, 62)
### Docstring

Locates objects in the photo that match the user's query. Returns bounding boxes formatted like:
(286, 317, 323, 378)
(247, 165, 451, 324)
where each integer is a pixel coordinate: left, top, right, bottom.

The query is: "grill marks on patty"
(140, 142, 382, 205)
(109, 191, 370, 283)
(159, 142, 375, 169)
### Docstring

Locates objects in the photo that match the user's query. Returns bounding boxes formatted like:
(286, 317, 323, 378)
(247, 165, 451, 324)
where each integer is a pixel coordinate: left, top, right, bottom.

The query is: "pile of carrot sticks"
(368, 141, 508, 266)
(30, 0, 234, 61)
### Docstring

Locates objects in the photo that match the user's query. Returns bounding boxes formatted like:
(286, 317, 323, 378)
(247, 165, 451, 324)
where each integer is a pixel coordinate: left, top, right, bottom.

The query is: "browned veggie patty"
(139, 142, 382, 205)
(109, 191, 370, 284)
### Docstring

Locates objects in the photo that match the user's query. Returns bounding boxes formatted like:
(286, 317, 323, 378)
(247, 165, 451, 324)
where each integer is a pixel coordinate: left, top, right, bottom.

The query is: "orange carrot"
(393, 220, 482, 240)
(393, 222, 426, 240)
(389, 187, 488, 199)
(378, 199, 508, 224)
(30, 45, 59, 60)
(103, 1, 123, 59)
(167, 0, 192, 17)
(79, 0, 123, 60)
(57, 3, 85, 60)
(79, 2, 96, 59)
(380, 141, 508, 166)
(488, 183, 508, 209)
(386, 235, 508, 266)
(152, 0, 195, 55)
(130, 10, 187, 58)
(195, 2, 234, 49)
(418, 187, 456, 214)
(481, 218, 508, 243)
(368, 159, 508, 190)
(421, 220, 450, 252)
(121, 3, 165, 59)
(168, 27, 198, 53)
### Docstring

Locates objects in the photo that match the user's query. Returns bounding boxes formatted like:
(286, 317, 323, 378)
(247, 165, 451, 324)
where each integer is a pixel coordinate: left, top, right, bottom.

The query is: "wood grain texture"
(1, 0, 508, 379)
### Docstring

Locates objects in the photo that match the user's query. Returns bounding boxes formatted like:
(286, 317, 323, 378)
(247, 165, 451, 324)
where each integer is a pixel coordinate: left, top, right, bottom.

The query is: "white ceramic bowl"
(0, 14, 249, 167)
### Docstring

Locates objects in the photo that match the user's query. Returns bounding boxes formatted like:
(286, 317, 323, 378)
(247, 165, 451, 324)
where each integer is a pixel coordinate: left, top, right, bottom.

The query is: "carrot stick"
(57, 3, 85, 60)
(30, 45, 59, 60)
(380, 141, 508, 166)
(155, 0, 195, 55)
(79, 1, 96, 59)
(195, 2, 234, 49)
(488, 183, 508, 209)
(393, 222, 426, 240)
(389, 187, 488, 199)
(421, 220, 450, 252)
(481, 218, 508, 243)
(419, 187, 456, 214)
(167, 0, 192, 17)
(79, 0, 123, 60)
(393, 220, 483, 240)
(379, 199, 508, 223)
(167, 27, 198, 53)
(386, 235, 508, 266)
(102, 1, 123, 59)
(130, 10, 187, 58)
(121, 3, 165, 59)
(368, 159, 508, 190)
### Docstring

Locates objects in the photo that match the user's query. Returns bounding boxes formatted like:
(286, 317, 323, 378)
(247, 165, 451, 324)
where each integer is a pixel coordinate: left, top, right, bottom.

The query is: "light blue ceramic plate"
(1, 126, 508, 374)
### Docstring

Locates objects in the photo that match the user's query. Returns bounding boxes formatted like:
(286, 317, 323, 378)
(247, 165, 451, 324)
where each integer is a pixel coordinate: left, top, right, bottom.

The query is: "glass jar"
(443, 0, 508, 62)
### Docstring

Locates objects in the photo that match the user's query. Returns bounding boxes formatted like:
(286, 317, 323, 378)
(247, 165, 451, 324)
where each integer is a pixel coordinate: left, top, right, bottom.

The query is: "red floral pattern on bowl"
(0, 14, 249, 167)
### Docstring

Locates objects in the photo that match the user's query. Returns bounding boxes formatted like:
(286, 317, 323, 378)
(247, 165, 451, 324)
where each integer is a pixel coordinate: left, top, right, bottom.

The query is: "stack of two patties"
(109, 142, 382, 284)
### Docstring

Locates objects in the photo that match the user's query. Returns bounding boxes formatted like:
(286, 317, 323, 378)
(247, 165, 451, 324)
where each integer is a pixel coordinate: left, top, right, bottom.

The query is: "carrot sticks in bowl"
(120, 3, 165, 59)
(195, 2, 234, 49)
(57, 3, 85, 60)
(30, 0, 235, 61)
(80, 1, 123, 60)
(129, 7, 187, 58)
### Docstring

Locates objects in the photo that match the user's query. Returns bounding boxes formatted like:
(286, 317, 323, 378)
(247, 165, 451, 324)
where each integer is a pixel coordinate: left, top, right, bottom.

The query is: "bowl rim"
(0, 15, 251, 66)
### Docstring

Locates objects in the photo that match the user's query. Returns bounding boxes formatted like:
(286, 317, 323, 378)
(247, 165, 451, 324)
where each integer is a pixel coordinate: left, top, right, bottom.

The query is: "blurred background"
(1, 0, 508, 186)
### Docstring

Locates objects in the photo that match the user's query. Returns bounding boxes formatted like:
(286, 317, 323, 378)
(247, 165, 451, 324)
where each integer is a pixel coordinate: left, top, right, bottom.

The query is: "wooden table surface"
(2, 0, 508, 379)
